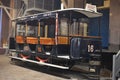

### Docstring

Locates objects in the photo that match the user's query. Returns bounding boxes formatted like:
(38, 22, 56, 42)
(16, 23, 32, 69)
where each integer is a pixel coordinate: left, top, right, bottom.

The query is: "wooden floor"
(0, 54, 112, 80)
(0, 55, 64, 80)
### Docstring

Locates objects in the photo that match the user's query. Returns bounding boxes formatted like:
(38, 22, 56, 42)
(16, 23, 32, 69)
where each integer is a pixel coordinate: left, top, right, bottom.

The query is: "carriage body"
(9, 8, 102, 74)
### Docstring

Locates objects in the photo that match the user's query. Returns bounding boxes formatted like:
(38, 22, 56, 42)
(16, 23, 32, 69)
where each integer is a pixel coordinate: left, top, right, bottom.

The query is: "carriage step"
(9, 56, 69, 69)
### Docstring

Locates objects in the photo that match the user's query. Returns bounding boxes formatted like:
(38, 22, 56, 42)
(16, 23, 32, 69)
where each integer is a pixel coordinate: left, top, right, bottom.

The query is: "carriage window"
(79, 18, 88, 36)
(40, 18, 55, 38)
(17, 24, 25, 36)
(69, 18, 88, 36)
(47, 24, 55, 38)
(40, 24, 55, 38)
(27, 26, 38, 37)
(59, 18, 68, 36)
(69, 19, 78, 35)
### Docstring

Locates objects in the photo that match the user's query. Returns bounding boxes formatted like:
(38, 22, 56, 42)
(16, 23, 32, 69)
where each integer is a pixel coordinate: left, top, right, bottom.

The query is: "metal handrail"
(112, 50, 120, 80)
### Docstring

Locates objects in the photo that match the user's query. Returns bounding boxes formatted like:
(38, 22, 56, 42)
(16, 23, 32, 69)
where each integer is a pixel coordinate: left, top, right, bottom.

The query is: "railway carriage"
(9, 8, 102, 75)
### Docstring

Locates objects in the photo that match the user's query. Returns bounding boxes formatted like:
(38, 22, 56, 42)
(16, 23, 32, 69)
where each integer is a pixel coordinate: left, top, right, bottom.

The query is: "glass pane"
(72, 19, 78, 35)
(69, 19, 79, 35)
(60, 18, 68, 36)
(79, 18, 89, 36)
(79, 22, 84, 35)
(48, 25, 55, 38)
(27, 26, 37, 37)
(17, 25, 25, 36)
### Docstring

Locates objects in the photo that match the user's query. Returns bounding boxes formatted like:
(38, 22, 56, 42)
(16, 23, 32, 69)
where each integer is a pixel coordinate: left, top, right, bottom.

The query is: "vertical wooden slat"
(38, 22, 40, 36)
(45, 25, 48, 38)
(25, 23, 28, 37)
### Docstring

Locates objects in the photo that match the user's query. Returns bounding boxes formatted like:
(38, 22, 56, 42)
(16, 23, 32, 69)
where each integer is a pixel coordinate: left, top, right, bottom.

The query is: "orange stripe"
(58, 36, 68, 44)
(26, 37, 38, 44)
(40, 38, 55, 45)
(16, 36, 24, 43)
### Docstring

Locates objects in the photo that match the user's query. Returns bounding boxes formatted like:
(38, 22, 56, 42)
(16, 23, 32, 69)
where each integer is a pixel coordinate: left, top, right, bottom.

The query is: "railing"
(112, 50, 120, 80)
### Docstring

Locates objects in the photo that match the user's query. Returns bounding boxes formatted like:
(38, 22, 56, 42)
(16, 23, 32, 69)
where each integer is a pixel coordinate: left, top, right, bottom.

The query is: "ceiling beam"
(0, 1, 13, 20)
(0, 5, 13, 9)
(61, 0, 68, 8)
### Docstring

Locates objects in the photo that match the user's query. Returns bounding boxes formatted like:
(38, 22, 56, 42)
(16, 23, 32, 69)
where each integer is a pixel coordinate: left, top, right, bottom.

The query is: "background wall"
(89, 9, 109, 48)
(0, 0, 10, 47)
(109, 0, 120, 52)
(68, 0, 85, 8)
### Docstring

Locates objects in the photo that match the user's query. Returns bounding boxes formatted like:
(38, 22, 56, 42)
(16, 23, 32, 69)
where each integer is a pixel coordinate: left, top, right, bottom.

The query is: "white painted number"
(88, 45, 94, 52)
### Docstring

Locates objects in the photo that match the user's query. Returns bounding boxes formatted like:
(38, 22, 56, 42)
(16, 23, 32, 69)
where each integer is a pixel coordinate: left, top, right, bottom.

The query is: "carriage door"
(70, 18, 89, 59)
(70, 38, 82, 59)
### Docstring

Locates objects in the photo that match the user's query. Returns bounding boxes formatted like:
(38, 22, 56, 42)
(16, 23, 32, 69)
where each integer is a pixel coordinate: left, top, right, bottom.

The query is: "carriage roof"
(13, 8, 102, 21)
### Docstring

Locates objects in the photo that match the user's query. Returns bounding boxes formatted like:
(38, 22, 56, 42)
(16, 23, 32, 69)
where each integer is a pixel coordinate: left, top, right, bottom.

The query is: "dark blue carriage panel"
(88, 38, 102, 53)
(80, 38, 90, 59)
(70, 37, 101, 59)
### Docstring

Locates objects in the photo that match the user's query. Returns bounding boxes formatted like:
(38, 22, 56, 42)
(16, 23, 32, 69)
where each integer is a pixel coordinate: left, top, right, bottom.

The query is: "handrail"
(112, 50, 120, 80)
